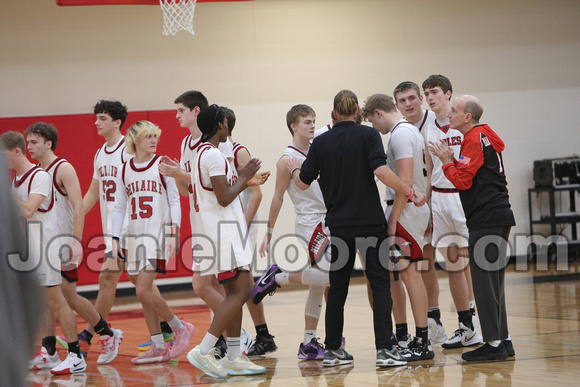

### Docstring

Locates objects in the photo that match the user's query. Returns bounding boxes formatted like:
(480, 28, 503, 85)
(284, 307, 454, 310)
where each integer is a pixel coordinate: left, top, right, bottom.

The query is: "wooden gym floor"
(28, 262, 580, 386)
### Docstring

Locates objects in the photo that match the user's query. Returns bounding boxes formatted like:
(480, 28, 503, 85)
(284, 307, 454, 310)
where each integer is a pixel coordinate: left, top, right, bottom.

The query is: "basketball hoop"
(159, 0, 197, 36)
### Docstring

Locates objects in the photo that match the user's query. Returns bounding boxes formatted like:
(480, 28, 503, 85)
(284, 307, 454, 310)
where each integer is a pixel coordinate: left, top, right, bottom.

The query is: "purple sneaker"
(251, 264, 282, 304)
(298, 338, 325, 360)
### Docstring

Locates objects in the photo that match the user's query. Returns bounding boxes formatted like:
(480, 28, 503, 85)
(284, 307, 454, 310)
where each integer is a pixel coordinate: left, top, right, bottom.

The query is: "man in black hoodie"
(429, 95, 516, 362)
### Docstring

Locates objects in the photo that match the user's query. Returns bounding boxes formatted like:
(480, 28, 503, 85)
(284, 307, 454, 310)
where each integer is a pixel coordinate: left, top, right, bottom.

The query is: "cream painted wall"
(1, 0, 580, 254)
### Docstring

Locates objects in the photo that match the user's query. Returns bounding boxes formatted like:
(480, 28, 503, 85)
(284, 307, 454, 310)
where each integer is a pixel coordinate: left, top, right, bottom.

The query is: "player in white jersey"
(186, 105, 269, 378)
(80, 100, 133, 357)
(160, 91, 256, 357)
(254, 105, 331, 361)
(362, 94, 434, 362)
(1, 131, 87, 375)
(25, 123, 124, 367)
(221, 106, 278, 356)
(392, 81, 441, 346)
(422, 74, 481, 348)
(111, 120, 194, 364)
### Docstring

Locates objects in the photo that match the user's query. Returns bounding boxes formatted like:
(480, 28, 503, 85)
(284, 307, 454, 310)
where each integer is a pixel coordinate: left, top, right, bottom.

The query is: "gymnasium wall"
(1, 0, 579, 284)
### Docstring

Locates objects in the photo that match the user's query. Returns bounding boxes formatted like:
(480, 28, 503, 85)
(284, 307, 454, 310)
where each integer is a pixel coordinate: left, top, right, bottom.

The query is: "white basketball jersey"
(232, 142, 253, 214)
(12, 166, 60, 281)
(93, 137, 132, 251)
(180, 135, 235, 228)
(425, 118, 463, 189)
(385, 120, 427, 201)
(120, 155, 175, 260)
(45, 158, 74, 261)
(191, 143, 252, 275)
(282, 145, 326, 215)
(410, 109, 436, 136)
(314, 124, 333, 138)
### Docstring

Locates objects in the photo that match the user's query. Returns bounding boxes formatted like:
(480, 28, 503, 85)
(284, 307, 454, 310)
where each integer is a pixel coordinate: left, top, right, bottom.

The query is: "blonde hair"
(361, 93, 397, 119)
(333, 90, 359, 121)
(124, 121, 162, 155)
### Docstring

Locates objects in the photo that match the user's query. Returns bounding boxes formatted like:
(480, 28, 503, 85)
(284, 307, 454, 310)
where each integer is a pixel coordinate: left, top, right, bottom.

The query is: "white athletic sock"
(167, 315, 185, 331)
(151, 334, 165, 349)
(199, 333, 219, 355)
(226, 337, 241, 360)
(488, 340, 501, 347)
(275, 272, 289, 286)
(303, 330, 316, 345)
(469, 300, 476, 309)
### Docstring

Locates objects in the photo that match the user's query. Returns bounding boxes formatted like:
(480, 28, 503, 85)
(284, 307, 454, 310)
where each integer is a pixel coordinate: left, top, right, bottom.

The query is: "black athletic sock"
(81, 329, 94, 344)
(42, 336, 57, 356)
(395, 323, 408, 341)
(160, 321, 173, 334)
(256, 324, 271, 338)
(416, 326, 429, 342)
(458, 310, 474, 331)
(68, 341, 81, 357)
(428, 307, 442, 325)
(94, 317, 114, 336)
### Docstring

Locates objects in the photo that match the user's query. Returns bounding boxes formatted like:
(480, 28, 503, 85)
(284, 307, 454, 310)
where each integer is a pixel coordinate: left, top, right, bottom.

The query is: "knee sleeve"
(301, 267, 329, 286)
(304, 285, 325, 319)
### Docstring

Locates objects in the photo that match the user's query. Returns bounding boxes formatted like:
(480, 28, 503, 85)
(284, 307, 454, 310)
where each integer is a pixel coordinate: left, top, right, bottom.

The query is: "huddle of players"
(2, 74, 484, 377)
(251, 74, 485, 366)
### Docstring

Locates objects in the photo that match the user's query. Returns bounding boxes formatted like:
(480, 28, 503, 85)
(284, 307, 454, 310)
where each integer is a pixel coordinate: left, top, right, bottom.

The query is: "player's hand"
(259, 233, 272, 258)
(411, 191, 426, 207)
(248, 171, 271, 186)
(159, 156, 181, 177)
(238, 158, 262, 180)
(166, 238, 178, 260)
(428, 140, 454, 164)
(286, 157, 303, 175)
(70, 237, 83, 264)
(112, 238, 125, 261)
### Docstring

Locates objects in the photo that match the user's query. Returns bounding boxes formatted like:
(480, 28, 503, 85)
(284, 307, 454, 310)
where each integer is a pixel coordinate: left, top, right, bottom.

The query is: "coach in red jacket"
(429, 95, 516, 362)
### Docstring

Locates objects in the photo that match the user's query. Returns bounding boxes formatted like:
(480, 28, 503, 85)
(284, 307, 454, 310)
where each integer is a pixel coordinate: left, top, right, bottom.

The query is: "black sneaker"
(214, 336, 227, 360)
(461, 342, 508, 361)
(400, 337, 434, 362)
(322, 348, 354, 367)
(247, 334, 278, 357)
(503, 340, 515, 357)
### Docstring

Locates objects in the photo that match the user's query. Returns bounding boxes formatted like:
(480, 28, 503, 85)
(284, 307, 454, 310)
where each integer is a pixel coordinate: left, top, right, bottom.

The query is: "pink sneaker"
(170, 321, 195, 359)
(131, 343, 171, 364)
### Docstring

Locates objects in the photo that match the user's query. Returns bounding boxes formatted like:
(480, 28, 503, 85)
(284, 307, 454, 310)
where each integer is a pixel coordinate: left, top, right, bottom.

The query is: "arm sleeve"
(299, 141, 319, 185)
(442, 133, 484, 190)
(366, 129, 387, 171)
(165, 176, 181, 227)
(112, 168, 127, 238)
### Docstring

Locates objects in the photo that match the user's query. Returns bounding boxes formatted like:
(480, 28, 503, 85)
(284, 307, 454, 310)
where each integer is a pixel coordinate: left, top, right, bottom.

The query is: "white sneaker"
(222, 354, 266, 375)
(428, 317, 448, 344)
(29, 347, 61, 370)
(50, 352, 87, 375)
(442, 322, 482, 349)
(241, 328, 254, 356)
(397, 334, 413, 349)
(187, 346, 227, 379)
(97, 328, 124, 365)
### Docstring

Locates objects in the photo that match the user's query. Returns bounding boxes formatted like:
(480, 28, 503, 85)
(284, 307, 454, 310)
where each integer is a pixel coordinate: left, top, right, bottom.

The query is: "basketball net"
(160, 0, 197, 36)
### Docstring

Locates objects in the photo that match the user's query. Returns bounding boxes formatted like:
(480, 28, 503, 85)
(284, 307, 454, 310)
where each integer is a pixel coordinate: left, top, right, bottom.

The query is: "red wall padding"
(0, 110, 194, 285)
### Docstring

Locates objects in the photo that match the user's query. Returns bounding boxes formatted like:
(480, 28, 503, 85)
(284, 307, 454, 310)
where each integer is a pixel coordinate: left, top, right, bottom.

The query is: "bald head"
(457, 95, 483, 123)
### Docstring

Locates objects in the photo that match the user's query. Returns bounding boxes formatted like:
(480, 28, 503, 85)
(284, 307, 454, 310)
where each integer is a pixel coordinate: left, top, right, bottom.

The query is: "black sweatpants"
(325, 224, 394, 351)
(468, 226, 511, 342)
